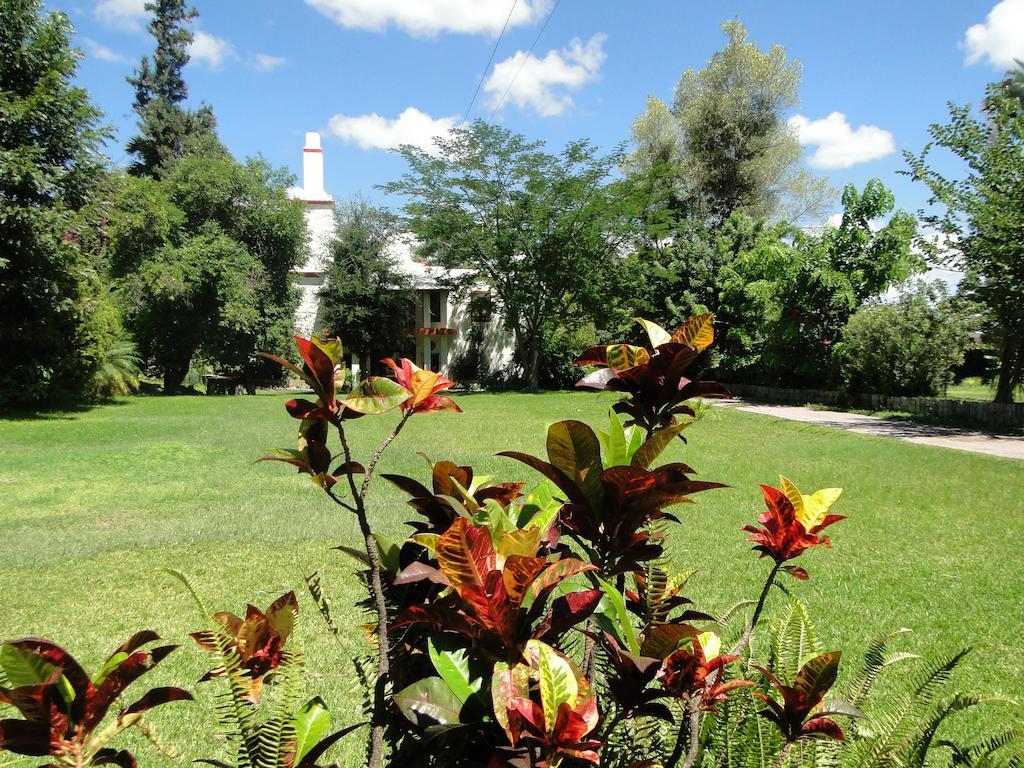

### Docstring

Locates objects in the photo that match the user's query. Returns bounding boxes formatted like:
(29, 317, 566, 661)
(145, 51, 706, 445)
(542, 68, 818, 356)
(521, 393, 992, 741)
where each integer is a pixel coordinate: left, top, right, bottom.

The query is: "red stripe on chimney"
(303, 148, 323, 153)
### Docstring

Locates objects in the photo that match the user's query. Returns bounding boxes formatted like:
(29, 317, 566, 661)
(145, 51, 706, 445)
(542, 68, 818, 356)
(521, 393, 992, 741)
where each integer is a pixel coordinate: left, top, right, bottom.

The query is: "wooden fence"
(724, 383, 1024, 431)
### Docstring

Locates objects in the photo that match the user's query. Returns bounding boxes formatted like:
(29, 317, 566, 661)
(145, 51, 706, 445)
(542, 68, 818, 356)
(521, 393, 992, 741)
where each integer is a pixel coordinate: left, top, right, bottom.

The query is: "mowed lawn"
(1, 391, 1022, 765)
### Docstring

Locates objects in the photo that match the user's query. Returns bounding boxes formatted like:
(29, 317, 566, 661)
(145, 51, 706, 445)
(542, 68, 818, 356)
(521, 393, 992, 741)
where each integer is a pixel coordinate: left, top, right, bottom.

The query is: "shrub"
(838, 281, 974, 397)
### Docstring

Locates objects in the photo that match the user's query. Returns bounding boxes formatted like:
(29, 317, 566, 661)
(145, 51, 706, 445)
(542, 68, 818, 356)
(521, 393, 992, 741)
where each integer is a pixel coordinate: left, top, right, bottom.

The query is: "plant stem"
(731, 561, 782, 659)
(775, 741, 793, 768)
(666, 696, 701, 768)
(334, 411, 412, 768)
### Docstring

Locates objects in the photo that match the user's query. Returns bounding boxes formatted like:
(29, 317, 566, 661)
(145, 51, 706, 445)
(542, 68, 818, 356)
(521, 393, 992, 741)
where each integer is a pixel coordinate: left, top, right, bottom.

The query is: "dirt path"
(725, 402, 1024, 461)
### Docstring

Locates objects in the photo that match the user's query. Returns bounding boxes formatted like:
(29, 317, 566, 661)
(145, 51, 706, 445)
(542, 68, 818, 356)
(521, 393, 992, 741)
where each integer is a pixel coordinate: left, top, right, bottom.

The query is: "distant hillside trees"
(0, 0, 120, 406)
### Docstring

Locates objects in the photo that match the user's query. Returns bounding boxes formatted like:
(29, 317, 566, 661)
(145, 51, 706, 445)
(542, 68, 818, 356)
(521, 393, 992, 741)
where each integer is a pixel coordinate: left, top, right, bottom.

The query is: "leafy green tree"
(385, 121, 636, 390)
(628, 20, 832, 227)
(714, 181, 919, 386)
(838, 281, 974, 397)
(318, 198, 415, 368)
(765, 181, 918, 386)
(126, 0, 215, 178)
(109, 139, 306, 392)
(906, 82, 1024, 403)
(0, 0, 118, 406)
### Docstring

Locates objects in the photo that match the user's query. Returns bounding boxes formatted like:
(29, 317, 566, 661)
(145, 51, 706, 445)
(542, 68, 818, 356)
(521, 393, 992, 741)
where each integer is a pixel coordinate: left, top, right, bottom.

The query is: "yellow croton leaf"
(670, 313, 715, 352)
(634, 317, 671, 348)
(779, 475, 843, 530)
(698, 631, 721, 661)
(408, 366, 442, 406)
(605, 343, 650, 371)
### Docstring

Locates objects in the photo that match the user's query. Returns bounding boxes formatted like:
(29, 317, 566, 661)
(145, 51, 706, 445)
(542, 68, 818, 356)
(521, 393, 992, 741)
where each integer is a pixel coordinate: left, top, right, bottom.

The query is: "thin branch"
(731, 561, 782, 659)
(332, 411, 413, 768)
(666, 696, 702, 768)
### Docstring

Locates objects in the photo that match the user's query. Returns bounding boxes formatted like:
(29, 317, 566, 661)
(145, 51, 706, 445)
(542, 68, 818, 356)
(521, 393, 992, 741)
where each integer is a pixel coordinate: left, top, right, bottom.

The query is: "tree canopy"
(0, 0, 116, 405)
(385, 121, 637, 390)
(109, 138, 307, 391)
(906, 80, 1024, 403)
(628, 20, 832, 227)
(126, 0, 215, 178)
(318, 199, 415, 366)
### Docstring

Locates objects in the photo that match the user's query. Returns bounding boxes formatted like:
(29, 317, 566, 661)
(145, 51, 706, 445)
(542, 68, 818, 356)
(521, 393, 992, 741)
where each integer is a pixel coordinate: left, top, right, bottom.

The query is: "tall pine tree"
(126, 0, 214, 177)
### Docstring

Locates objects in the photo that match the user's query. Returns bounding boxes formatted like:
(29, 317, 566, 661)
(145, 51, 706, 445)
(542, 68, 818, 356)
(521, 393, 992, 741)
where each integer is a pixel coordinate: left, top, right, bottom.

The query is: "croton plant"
(245, 314, 860, 768)
(3, 313, 1011, 768)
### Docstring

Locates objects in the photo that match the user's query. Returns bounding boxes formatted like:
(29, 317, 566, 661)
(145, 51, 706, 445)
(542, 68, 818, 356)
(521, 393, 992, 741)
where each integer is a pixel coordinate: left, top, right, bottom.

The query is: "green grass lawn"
(945, 377, 999, 402)
(1, 392, 1022, 765)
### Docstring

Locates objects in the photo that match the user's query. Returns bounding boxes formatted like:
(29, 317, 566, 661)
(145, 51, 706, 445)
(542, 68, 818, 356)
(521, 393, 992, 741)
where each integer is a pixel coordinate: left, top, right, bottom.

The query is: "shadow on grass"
(804, 402, 1024, 437)
(0, 399, 124, 422)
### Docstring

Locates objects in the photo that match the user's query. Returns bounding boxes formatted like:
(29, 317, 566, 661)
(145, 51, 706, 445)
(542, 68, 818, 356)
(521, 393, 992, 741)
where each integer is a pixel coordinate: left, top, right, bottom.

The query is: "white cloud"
(483, 34, 606, 117)
(963, 0, 1024, 68)
(326, 107, 457, 152)
(93, 0, 148, 30)
(83, 37, 128, 63)
(788, 112, 895, 169)
(305, 0, 551, 37)
(253, 54, 286, 71)
(188, 31, 234, 70)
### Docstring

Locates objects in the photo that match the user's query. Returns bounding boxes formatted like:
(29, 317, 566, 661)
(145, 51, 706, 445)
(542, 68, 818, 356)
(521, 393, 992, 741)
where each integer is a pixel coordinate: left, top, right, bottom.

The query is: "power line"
(488, 0, 561, 120)
(461, 0, 519, 125)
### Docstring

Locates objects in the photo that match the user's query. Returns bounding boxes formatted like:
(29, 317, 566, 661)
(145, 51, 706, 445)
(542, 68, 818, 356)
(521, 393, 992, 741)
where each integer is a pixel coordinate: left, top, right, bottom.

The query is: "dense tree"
(839, 281, 974, 397)
(126, 0, 215, 178)
(628, 20, 832, 227)
(713, 180, 919, 386)
(0, 0, 118, 405)
(108, 138, 306, 392)
(318, 199, 415, 369)
(385, 121, 636, 390)
(906, 81, 1024, 403)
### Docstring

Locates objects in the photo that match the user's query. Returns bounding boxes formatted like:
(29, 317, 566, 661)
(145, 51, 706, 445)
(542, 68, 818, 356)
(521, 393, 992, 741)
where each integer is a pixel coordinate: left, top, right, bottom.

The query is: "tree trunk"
(163, 365, 185, 395)
(526, 341, 540, 391)
(994, 333, 1020, 404)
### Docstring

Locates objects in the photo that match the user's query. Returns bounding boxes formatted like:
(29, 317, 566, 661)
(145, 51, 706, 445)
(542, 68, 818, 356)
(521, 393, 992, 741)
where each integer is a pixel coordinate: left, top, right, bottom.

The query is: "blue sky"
(55, 0, 1024, 221)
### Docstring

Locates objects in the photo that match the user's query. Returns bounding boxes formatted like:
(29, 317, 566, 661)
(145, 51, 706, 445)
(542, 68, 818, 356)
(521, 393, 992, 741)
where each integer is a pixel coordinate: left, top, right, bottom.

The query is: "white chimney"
(302, 131, 325, 198)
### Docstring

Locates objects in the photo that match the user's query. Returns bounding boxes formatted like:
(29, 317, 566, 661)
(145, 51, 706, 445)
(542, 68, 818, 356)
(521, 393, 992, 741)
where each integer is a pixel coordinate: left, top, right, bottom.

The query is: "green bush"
(838, 281, 974, 397)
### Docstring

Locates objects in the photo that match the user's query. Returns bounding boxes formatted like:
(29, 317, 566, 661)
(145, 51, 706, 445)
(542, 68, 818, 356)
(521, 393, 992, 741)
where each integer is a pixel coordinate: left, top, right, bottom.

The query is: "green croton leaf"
(428, 635, 481, 705)
(598, 409, 642, 468)
(293, 696, 331, 762)
(596, 577, 640, 655)
(531, 640, 578, 735)
(631, 421, 689, 468)
(546, 420, 604, 511)
(393, 676, 463, 726)
(341, 376, 411, 414)
(0, 643, 57, 687)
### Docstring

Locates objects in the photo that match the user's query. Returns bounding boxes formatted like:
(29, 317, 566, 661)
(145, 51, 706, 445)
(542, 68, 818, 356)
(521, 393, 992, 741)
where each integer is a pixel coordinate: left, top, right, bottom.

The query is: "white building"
(288, 132, 515, 380)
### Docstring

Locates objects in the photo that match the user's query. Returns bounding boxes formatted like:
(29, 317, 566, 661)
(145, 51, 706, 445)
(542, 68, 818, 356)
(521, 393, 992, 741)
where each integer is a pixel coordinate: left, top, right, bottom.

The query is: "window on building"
(429, 290, 442, 323)
(470, 292, 494, 324)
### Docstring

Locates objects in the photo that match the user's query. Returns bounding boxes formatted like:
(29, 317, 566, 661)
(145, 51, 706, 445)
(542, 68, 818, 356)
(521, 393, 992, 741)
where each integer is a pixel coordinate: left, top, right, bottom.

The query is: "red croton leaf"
(191, 592, 297, 704)
(742, 485, 843, 567)
(383, 358, 462, 414)
(754, 651, 847, 743)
